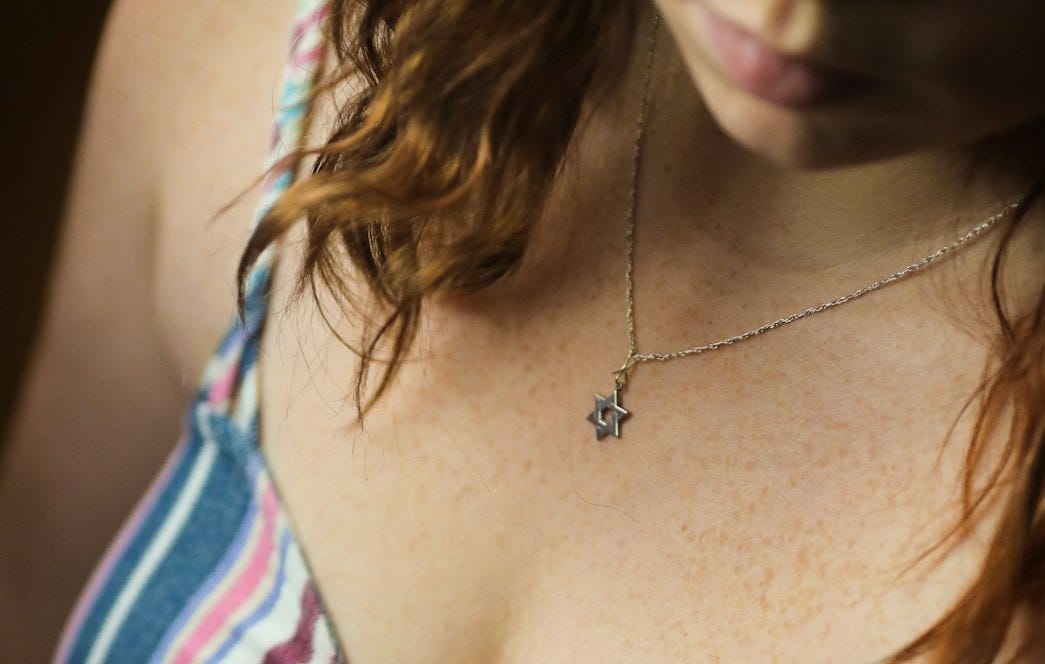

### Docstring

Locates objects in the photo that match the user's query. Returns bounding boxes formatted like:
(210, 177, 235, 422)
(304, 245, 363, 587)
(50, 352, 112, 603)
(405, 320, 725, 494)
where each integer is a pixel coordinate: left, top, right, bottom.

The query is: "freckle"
(796, 545, 810, 567)
(680, 523, 688, 533)
(715, 529, 728, 547)
(758, 589, 770, 611)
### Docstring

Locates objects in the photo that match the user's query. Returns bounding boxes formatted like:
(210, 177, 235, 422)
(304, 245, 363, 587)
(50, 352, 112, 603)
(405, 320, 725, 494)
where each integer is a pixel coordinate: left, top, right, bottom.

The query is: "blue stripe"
(240, 268, 273, 340)
(64, 422, 204, 664)
(101, 424, 255, 661)
(279, 79, 309, 109)
(216, 315, 247, 356)
(144, 459, 263, 664)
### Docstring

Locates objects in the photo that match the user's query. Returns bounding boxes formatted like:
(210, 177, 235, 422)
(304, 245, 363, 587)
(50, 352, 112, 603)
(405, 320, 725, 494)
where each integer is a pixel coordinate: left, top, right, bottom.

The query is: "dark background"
(2, 1, 115, 436)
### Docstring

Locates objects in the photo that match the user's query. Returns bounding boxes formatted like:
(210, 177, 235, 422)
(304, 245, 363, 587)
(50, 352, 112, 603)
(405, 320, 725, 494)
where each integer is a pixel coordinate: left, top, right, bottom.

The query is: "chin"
(691, 64, 913, 170)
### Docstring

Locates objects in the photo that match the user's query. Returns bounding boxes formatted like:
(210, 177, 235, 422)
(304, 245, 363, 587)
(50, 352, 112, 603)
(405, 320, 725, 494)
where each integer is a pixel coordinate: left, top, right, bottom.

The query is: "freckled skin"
(140, 0, 1045, 662)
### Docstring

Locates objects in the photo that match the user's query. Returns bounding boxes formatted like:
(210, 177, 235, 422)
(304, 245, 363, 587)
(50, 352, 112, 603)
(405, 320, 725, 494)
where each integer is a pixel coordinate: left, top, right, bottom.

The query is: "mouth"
(692, 4, 851, 108)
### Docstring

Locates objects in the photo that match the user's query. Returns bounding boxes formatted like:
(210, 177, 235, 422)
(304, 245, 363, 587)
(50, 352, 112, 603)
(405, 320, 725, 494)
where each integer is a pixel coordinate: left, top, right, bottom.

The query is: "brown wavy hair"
(237, 1, 1045, 661)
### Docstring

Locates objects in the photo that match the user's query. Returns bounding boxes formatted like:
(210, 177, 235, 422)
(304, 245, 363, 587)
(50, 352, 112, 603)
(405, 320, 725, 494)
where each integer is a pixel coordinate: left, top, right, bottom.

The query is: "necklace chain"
(611, 12, 1021, 391)
(586, 12, 1021, 440)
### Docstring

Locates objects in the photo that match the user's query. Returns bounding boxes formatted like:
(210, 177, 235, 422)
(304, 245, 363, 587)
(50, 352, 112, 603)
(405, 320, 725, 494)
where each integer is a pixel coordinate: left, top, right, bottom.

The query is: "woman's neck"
(494, 12, 1039, 336)
(451, 9, 1041, 346)
(577, 22, 1025, 280)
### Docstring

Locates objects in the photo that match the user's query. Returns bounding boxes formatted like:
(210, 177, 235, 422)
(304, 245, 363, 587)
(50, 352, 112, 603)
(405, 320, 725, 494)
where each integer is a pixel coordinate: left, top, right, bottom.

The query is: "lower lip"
(693, 4, 837, 108)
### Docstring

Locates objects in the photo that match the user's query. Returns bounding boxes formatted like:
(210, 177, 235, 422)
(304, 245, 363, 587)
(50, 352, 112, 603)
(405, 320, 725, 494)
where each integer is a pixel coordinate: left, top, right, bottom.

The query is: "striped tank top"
(53, 1, 346, 661)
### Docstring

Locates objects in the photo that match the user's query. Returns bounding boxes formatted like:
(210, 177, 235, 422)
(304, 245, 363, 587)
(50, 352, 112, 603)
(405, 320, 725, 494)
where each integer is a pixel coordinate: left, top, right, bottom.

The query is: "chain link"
(613, 12, 1020, 390)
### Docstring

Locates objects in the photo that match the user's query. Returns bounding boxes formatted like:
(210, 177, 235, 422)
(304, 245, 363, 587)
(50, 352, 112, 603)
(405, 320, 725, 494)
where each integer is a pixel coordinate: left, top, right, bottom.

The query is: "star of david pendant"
(586, 388, 631, 440)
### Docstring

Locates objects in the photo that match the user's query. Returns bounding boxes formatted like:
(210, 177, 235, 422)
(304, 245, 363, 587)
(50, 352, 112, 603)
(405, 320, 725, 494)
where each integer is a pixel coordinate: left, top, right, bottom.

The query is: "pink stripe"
(52, 436, 191, 663)
(172, 485, 282, 663)
(207, 360, 239, 405)
(287, 5, 330, 55)
(296, 5, 331, 36)
(268, 125, 283, 152)
(292, 44, 325, 68)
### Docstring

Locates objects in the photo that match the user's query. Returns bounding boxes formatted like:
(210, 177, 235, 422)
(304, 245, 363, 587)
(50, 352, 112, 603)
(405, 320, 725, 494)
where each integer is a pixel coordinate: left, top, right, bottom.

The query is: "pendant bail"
(613, 354, 637, 391)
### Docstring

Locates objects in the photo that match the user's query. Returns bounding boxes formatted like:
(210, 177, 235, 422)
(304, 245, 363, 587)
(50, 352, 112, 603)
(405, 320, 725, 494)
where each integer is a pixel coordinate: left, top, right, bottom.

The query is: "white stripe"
(231, 363, 259, 430)
(224, 540, 309, 663)
(307, 612, 338, 664)
(85, 427, 219, 664)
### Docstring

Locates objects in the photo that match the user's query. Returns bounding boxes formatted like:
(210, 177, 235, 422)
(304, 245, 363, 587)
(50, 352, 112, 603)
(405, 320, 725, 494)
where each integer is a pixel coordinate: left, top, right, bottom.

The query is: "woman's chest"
(142, 4, 1010, 659)
(153, 149, 999, 664)
(254, 280, 995, 664)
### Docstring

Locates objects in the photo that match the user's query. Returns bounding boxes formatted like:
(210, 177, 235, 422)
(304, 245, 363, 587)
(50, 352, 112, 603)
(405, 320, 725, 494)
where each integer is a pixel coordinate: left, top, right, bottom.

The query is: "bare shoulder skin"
(1, 1, 294, 660)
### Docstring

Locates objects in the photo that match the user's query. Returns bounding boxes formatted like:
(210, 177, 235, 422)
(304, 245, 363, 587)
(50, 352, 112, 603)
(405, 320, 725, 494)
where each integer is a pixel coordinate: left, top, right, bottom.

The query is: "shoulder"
(99, 0, 305, 385)
(94, 0, 298, 171)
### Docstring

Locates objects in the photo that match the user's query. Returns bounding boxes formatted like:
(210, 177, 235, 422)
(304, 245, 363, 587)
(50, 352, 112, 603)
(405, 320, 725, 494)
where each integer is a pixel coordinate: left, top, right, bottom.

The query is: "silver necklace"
(585, 13, 1021, 440)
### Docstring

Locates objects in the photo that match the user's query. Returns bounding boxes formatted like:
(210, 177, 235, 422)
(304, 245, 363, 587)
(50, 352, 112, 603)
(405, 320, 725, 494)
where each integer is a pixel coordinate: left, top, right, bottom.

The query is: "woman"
(5, 0, 1043, 661)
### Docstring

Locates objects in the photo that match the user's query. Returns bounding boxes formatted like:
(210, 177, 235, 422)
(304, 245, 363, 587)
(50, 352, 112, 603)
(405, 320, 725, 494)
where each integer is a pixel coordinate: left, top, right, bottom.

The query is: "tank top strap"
(197, 0, 331, 423)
